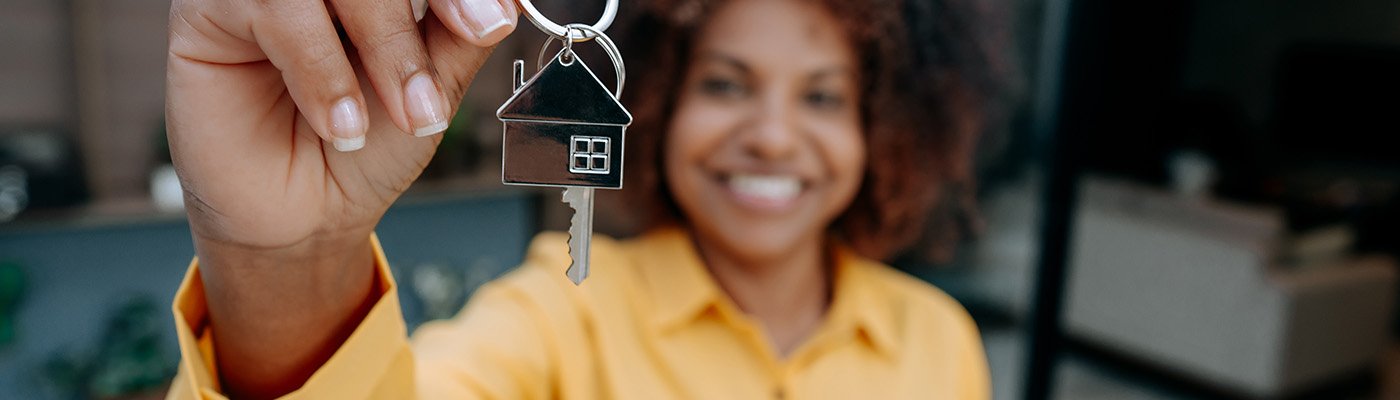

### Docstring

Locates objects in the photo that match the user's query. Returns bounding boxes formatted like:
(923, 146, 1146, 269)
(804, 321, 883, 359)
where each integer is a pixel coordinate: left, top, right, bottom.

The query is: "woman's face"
(666, 0, 865, 263)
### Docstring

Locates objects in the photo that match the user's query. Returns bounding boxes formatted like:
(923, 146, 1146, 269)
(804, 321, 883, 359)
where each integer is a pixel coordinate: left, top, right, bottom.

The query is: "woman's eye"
(699, 77, 748, 99)
(804, 90, 846, 109)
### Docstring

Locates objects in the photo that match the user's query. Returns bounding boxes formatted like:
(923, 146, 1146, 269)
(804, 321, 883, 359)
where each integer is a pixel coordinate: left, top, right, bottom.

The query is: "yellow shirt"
(167, 227, 989, 399)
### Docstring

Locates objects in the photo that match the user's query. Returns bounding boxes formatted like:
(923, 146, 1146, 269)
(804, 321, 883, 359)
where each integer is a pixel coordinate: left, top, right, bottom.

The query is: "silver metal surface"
(512, 59, 525, 91)
(500, 122, 624, 188)
(562, 187, 594, 285)
(518, 0, 617, 41)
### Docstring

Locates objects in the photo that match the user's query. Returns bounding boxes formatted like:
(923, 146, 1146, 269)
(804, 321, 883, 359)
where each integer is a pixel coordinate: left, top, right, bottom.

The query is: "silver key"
(562, 187, 594, 284)
(497, 23, 630, 285)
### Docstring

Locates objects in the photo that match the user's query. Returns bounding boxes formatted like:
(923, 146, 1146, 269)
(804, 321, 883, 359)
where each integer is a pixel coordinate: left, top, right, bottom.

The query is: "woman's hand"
(168, 0, 516, 257)
(166, 0, 517, 396)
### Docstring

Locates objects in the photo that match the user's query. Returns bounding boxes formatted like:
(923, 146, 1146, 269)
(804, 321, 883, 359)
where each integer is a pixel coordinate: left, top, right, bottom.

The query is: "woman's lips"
(723, 173, 803, 212)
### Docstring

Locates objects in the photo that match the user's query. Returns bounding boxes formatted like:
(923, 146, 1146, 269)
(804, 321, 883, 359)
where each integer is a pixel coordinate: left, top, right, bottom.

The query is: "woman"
(164, 0, 997, 398)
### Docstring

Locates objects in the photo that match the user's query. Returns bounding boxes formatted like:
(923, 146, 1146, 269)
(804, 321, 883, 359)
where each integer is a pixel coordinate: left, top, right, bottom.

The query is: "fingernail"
(333, 136, 366, 152)
(404, 72, 449, 137)
(459, 0, 512, 42)
(412, 0, 428, 22)
(330, 97, 367, 151)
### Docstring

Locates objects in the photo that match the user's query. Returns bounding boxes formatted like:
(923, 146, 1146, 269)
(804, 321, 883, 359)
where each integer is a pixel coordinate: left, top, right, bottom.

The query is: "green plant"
(41, 297, 175, 400)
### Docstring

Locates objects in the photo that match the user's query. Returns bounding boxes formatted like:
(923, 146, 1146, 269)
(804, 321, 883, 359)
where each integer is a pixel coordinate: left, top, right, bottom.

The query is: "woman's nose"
(742, 93, 800, 160)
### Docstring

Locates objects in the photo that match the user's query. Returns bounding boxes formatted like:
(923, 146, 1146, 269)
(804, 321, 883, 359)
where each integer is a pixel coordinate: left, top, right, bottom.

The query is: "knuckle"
(364, 23, 420, 50)
(301, 43, 344, 72)
(351, 22, 431, 79)
(297, 44, 358, 93)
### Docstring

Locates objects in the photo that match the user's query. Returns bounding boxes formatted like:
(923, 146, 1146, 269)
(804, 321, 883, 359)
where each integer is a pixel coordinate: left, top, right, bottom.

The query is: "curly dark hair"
(611, 0, 1004, 261)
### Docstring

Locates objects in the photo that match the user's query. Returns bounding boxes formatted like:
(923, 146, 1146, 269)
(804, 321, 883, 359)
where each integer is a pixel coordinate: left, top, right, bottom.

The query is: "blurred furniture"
(1063, 177, 1397, 398)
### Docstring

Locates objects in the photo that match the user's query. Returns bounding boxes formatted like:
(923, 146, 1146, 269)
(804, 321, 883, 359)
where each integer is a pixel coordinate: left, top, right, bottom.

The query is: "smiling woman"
(618, 0, 997, 261)
(607, 0, 999, 364)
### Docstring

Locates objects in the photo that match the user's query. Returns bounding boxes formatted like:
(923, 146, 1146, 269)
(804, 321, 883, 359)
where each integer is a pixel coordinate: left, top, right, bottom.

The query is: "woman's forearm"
(194, 230, 379, 399)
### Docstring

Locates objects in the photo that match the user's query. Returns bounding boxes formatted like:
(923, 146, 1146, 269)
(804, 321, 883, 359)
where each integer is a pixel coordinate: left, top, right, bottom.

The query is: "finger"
(342, 13, 503, 173)
(423, 9, 507, 106)
(429, 0, 519, 46)
(332, 0, 451, 137)
(253, 0, 369, 151)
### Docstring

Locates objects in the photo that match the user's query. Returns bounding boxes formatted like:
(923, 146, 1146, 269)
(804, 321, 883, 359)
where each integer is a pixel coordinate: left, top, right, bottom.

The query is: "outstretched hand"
(165, 0, 518, 396)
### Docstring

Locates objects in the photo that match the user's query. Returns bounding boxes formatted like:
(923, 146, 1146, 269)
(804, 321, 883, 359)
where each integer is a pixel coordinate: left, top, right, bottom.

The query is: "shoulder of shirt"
(848, 255, 980, 336)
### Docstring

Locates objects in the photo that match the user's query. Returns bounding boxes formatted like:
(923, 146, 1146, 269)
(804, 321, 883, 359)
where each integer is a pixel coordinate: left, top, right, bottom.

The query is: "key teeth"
(566, 217, 588, 284)
(565, 223, 586, 285)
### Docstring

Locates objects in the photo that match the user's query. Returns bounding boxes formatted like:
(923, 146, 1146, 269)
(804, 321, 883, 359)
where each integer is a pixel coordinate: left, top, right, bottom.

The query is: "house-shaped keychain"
(497, 51, 632, 189)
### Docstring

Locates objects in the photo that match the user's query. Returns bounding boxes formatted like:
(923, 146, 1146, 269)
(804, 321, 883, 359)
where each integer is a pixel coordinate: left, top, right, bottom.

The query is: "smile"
(724, 173, 804, 212)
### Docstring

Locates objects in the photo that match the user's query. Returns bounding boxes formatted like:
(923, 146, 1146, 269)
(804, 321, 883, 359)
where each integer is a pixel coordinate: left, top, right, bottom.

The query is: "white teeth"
(728, 174, 801, 202)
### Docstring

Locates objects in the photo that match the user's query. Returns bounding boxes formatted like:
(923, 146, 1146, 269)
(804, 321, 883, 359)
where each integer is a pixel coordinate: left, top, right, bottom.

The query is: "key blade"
(562, 187, 595, 285)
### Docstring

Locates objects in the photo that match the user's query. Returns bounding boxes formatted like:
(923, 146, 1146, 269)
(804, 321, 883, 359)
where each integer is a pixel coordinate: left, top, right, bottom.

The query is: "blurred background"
(1, 0, 1397, 399)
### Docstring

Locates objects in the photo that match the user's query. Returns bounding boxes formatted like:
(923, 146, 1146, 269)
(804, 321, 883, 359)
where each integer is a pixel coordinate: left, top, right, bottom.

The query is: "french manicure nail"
(459, 0, 512, 41)
(330, 97, 367, 151)
(405, 73, 449, 137)
(333, 136, 366, 152)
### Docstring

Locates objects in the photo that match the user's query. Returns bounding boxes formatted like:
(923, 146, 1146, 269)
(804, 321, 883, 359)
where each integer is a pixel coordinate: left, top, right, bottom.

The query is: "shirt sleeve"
(407, 232, 607, 400)
(166, 235, 568, 400)
(408, 266, 561, 400)
(961, 316, 991, 400)
(166, 235, 417, 399)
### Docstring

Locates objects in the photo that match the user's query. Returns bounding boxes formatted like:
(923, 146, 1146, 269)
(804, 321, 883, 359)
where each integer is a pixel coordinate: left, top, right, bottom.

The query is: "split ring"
(517, 0, 617, 41)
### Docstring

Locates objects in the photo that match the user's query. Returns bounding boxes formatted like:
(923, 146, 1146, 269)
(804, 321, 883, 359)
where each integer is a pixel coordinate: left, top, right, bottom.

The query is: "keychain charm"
(498, 3, 631, 285)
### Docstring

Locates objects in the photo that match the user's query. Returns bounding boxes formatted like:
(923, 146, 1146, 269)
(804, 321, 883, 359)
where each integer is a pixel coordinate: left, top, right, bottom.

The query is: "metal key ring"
(535, 24, 626, 97)
(518, 0, 617, 42)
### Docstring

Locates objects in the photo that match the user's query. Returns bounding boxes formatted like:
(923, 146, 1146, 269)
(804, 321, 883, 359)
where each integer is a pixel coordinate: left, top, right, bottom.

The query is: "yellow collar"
(629, 226, 897, 358)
